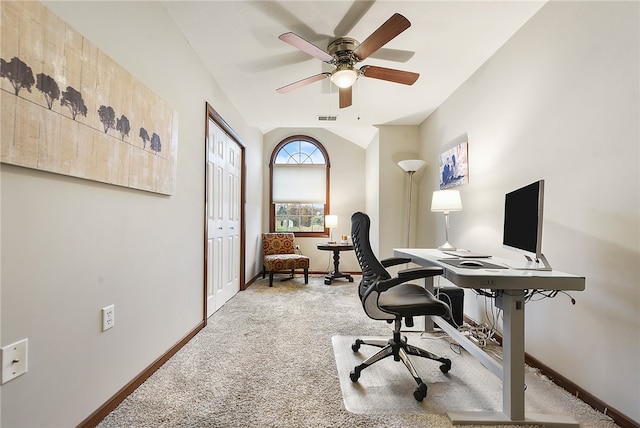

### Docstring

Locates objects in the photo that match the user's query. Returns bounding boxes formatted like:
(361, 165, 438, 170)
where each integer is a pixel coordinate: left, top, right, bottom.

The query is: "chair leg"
(304, 268, 308, 284)
(269, 272, 274, 287)
(262, 265, 266, 279)
(350, 344, 395, 382)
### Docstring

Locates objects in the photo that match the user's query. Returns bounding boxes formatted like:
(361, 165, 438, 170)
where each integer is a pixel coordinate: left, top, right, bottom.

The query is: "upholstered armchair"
(262, 233, 309, 287)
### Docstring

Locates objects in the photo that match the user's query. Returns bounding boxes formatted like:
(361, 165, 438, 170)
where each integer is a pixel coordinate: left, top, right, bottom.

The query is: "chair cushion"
(378, 284, 450, 318)
(262, 233, 296, 255)
(264, 254, 309, 271)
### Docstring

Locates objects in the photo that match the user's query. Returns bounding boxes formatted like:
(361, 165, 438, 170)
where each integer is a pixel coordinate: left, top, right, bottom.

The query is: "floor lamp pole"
(398, 159, 426, 248)
(406, 170, 415, 247)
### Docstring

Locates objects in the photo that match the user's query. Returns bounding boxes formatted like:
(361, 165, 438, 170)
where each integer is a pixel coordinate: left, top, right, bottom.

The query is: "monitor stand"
(505, 254, 552, 271)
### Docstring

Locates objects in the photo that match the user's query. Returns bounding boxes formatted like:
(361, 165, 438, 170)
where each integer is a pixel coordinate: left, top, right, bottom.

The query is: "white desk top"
(394, 248, 585, 291)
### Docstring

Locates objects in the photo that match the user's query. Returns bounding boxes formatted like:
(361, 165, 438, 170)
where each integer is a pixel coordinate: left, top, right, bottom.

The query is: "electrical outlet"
(102, 305, 115, 332)
(2, 338, 28, 384)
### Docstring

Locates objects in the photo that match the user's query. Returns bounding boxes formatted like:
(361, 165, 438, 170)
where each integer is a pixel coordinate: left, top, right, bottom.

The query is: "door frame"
(204, 102, 246, 323)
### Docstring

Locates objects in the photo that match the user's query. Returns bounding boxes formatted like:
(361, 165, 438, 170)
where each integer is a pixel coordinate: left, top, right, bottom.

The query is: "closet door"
(206, 118, 241, 317)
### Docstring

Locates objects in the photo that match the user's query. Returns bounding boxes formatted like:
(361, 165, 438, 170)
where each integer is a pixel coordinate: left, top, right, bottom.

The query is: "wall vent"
(317, 115, 337, 121)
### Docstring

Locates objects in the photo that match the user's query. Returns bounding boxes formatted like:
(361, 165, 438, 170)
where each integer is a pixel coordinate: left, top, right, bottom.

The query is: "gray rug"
(97, 276, 619, 428)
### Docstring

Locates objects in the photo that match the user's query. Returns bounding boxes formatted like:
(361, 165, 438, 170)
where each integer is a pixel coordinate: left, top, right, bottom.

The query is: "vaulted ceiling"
(162, 1, 546, 147)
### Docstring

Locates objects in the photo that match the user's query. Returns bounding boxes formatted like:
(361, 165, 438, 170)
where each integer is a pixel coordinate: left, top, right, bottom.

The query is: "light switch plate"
(2, 338, 28, 384)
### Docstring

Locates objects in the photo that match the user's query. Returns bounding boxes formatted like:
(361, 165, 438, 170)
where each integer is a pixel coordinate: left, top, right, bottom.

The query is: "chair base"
(349, 322, 451, 401)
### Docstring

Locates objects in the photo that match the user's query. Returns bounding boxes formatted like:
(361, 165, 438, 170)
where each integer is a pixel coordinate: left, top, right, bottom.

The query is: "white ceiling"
(162, 1, 546, 147)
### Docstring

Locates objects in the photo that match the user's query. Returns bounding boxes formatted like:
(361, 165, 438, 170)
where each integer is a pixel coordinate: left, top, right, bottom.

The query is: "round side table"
(317, 243, 354, 285)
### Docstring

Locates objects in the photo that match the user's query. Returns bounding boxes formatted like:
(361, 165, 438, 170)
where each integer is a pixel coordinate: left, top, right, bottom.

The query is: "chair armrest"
(376, 266, 444, 292)
(380, 257, 412, 268)
(397, 267, 444, 281)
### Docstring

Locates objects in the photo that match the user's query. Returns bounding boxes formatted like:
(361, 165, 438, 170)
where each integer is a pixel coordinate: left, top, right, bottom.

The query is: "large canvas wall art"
(438, 142, 468, 189)
(0, 2, 178, 195)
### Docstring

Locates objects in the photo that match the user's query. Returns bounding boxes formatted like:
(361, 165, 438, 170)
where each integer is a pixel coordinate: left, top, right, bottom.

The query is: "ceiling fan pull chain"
(357, 78, 361, 120)
(329, 80, 333, 117)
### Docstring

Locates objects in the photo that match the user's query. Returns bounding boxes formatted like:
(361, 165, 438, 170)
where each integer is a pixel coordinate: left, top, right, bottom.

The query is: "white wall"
(365, 134, 381, 254)
(417, 1, 639, 421)
(263, 128, 366, 273)
(377, 125, 424, 259)
(1, 2, 262, 426)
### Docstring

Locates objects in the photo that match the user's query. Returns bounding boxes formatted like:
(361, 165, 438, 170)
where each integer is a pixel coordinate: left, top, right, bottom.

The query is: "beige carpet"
(97, 276, 620, 428)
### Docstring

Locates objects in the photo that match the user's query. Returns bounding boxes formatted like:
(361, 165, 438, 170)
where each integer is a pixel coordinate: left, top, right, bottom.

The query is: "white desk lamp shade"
(431, 190, 462, 251)
(431, 190, 463, 213)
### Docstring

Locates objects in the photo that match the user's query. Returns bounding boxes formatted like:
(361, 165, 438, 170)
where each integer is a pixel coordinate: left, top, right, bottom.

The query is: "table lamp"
(431, 190, 462, 251)
(325, 214, 338, 243)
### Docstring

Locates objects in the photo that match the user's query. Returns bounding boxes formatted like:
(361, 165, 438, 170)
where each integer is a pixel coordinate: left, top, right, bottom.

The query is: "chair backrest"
(262, 233, 296, 256)
(350, 212, 396, 321)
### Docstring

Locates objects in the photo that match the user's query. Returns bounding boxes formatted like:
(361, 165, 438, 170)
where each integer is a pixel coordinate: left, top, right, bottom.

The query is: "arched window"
(269, 136, 330, 237)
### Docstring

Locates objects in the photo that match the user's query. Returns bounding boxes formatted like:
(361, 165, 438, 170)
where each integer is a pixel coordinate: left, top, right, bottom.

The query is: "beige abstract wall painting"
(0, 2, 178, 195)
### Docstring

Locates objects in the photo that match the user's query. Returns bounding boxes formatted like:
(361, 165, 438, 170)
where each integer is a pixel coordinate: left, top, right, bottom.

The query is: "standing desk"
(394, 248, 585, 427)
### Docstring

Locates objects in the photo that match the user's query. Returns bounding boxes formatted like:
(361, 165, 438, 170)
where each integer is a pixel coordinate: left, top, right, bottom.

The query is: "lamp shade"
(325, 215, 338, 228)
(397, 159, 426, 173)
(431, 190, 462, 213)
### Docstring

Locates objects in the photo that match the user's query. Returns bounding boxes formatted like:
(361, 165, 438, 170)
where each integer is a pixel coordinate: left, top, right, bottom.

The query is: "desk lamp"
(431, 190, 462, 251)
(398, 159, 426, 247)
(325, 215, 338, 243)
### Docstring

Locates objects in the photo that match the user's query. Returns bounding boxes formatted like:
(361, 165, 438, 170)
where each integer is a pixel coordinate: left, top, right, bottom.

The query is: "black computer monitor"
(502, 180, 550, 270)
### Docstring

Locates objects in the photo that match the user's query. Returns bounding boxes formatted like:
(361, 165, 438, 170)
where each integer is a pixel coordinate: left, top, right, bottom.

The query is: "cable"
(524, 289, 576, 305)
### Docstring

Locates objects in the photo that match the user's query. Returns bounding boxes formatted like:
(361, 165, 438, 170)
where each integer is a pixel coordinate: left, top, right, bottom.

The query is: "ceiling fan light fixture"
(331, 66, 358, 89)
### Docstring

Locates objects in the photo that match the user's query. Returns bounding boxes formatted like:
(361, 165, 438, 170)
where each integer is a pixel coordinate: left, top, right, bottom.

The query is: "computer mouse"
(459, 260, 484, 267)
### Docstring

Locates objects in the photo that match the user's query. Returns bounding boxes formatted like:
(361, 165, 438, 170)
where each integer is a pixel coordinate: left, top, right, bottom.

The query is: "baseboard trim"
(77, 321, 206, 428)
(463, 316, 638, 428)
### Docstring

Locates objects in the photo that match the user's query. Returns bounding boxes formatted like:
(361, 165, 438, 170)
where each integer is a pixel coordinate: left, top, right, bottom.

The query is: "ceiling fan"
(276, 13, 419, 109)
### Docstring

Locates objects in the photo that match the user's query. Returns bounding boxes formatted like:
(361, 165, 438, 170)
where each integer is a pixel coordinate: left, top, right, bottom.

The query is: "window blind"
(272, 165, 326, 203)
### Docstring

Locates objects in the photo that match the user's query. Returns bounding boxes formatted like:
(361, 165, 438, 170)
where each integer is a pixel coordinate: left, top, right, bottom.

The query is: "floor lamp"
(398, 159, 426, 247)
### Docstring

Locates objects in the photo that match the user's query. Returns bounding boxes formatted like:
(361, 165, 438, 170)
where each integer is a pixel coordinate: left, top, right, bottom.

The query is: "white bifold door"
(206, 118, 241, 317)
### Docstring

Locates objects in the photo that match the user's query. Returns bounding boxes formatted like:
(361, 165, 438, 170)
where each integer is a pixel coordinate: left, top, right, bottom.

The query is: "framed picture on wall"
(0, 1, 178, 195)
(438, 142, 468, 189)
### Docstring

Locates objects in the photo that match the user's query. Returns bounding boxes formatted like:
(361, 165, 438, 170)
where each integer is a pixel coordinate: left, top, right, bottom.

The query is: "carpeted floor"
(97, 276, 619, 428)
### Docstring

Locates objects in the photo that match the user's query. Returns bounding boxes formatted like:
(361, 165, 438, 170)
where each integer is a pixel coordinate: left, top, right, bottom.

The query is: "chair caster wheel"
(439, 359, 452, 374)
(413, 383, 427, 401)
(351, 340, 362, 352)
(350, 368, 361, 382)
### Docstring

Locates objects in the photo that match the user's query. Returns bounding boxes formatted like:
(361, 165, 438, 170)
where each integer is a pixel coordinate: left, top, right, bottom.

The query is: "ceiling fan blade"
(276, 73, 330, 94)
(362, 65, 419, 85)
(339, 87, 352, 109)
(353, 13, 411, 60)
(278, 32, 333, 62)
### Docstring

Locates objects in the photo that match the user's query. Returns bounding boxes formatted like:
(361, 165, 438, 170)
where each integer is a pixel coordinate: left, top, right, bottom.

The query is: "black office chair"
(349, 211, 452, 401)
